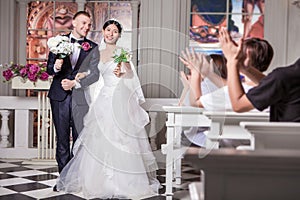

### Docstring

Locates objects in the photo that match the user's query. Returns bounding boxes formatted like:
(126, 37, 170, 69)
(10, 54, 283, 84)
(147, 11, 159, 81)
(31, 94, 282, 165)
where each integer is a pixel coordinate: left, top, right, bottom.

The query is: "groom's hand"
(61, 79, 76, 90)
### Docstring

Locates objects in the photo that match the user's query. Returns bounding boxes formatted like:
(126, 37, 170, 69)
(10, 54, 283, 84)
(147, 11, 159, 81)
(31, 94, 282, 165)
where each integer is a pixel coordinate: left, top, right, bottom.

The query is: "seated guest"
(219, 28, 300, 122)
(179, 38, 273, 148)
(179, 54, 227, 147)
(180, 37, 273, 111)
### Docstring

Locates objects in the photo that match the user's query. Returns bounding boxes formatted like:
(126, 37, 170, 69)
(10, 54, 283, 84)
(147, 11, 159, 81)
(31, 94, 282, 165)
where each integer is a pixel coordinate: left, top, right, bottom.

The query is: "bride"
(56, 19, 160, 199)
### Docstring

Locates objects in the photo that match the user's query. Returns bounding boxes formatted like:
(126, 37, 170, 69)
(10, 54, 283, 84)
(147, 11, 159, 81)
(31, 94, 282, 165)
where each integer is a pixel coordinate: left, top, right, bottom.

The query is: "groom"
(46, 11, 99, 189)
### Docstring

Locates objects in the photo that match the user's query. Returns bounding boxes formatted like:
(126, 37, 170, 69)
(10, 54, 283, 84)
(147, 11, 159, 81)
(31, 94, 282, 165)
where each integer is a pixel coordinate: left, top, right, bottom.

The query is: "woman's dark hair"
(243, 37, 274, 72)
(102, 19, 122, 33)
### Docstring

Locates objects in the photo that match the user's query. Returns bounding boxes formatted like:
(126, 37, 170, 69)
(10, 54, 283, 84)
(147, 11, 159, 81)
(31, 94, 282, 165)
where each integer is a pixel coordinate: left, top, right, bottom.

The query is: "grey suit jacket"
(72, 46, 100, 133)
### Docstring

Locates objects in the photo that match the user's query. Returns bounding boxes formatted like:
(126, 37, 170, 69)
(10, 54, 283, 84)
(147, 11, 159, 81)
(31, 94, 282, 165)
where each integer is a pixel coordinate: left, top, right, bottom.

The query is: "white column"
(0, 110, 11, 147)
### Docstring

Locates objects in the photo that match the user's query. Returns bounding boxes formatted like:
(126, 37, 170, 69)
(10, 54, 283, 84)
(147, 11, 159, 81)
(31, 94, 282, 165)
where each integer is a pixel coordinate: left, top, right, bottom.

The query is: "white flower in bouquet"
(112, 48, 132, 63)
(47, 35, 74, 59)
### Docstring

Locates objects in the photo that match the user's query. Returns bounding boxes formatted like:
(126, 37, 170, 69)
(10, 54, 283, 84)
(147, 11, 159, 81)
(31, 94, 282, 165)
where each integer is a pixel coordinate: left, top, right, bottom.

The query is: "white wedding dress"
(57, 60, 160, 199)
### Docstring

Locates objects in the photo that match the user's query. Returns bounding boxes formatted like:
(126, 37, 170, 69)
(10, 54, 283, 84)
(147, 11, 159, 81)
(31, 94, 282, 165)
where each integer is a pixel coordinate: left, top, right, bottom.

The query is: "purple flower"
(39, 72, 49, 80)
(27, 73, 38, 82)
(19, 67, 28, 77)
(1, 62, 50, 83)
(28, 64, 40, 74)
(2, 69, 14, 81)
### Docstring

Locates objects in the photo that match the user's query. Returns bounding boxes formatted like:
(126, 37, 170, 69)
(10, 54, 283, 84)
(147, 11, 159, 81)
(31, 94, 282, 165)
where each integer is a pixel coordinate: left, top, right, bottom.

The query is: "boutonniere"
(81, 42, 92, 51)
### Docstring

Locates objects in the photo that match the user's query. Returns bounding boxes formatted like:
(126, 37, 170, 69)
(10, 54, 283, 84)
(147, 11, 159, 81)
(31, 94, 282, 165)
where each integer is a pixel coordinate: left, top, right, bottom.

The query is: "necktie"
(71, 38, 77, 43)
(71, 37, 84, 43)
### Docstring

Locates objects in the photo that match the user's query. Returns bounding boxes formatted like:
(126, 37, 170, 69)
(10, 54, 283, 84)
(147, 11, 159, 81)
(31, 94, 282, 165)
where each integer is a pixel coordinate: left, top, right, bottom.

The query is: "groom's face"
(72, 14, 91, 38)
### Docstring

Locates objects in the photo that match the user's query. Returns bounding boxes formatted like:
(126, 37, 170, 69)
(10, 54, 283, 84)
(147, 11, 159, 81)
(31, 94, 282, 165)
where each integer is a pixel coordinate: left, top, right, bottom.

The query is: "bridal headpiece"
(104, 18, 123, 32)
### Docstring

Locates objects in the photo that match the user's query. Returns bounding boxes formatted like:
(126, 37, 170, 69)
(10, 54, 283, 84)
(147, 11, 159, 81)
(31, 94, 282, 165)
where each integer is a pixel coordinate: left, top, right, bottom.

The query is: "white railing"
(0, 96, 178, 159)
(0, 95, 54, 159)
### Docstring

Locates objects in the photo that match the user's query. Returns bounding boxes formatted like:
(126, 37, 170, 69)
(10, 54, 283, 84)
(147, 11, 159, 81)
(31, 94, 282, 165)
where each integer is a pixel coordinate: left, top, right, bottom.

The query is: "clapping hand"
(179, 71, 191, 90)
(179, 48, 210, 76)
(219, 28, 244, 64)
(178, 71, 190, 106)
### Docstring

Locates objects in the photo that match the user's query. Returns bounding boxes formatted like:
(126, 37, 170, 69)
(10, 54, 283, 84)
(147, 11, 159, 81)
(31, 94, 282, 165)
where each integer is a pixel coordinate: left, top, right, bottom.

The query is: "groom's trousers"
(50, 94, 78, 173)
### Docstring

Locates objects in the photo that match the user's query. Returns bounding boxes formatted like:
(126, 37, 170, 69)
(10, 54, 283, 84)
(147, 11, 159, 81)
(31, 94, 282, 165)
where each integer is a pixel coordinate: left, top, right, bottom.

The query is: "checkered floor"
(0, 159, 200, 200)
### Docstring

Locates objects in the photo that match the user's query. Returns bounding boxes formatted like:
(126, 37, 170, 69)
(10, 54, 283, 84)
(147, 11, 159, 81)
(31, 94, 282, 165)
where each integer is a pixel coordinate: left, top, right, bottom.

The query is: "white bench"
(240, 121, 300, 150)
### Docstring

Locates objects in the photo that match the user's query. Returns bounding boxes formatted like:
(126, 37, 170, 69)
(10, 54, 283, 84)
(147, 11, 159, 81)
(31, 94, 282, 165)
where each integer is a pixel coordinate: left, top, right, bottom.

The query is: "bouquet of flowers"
(112, 48, 132, 63)
(1, 62, 49, 82)
(47, 35, 73, 59)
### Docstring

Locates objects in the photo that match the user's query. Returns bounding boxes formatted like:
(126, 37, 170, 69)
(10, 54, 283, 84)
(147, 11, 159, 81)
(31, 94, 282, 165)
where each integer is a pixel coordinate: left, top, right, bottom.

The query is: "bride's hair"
(102, 19, 123, 33)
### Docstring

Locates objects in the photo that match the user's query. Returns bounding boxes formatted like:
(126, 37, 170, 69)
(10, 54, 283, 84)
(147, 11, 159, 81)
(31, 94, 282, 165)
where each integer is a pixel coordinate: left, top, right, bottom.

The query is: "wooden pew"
(240, 121, 300, 150)
(185, 147, 300, 200)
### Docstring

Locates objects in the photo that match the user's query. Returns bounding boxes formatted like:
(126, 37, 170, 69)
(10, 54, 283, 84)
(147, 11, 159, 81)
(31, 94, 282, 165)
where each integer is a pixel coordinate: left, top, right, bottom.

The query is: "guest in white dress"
(56, 19, 160, 199)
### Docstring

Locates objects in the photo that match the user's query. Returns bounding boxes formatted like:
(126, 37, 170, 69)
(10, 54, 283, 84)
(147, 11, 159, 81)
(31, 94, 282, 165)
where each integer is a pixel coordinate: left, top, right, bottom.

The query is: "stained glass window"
(190, 0, 264, 54)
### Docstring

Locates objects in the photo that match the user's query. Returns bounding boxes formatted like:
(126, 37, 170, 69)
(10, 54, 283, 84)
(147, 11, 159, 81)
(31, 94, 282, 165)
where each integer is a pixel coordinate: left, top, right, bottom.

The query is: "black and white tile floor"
(0, 159, 200, 200)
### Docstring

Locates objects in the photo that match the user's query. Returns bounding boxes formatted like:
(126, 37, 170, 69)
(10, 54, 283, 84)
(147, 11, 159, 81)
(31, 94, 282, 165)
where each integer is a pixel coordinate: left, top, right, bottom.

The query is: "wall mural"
(26, 1, 132, 64)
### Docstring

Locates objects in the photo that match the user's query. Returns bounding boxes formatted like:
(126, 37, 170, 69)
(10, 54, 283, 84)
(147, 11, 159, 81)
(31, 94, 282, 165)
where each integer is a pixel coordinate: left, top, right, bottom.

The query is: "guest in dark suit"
(46, 11, 100, 177)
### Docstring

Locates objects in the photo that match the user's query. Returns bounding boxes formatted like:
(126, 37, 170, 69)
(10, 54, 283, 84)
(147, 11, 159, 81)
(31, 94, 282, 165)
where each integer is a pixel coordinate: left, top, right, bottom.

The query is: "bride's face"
(103, 24, 120, 45)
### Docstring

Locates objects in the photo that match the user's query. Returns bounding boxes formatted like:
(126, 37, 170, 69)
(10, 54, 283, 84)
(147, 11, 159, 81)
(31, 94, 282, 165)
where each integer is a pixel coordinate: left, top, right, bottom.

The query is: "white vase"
(11, 77, 52, 90)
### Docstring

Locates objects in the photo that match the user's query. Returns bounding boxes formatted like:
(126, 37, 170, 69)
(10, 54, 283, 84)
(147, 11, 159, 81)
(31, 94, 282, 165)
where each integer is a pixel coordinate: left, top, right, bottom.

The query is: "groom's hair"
(73, 11, 90, 20)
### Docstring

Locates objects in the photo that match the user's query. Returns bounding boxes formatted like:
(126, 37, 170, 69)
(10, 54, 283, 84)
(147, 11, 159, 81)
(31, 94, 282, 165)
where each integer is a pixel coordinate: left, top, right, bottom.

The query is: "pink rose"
(81, 42, 92, 51)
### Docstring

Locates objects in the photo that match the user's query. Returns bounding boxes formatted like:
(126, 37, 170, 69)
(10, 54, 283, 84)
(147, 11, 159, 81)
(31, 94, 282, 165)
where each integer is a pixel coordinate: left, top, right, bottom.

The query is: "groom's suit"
(47, 34, 99, 173)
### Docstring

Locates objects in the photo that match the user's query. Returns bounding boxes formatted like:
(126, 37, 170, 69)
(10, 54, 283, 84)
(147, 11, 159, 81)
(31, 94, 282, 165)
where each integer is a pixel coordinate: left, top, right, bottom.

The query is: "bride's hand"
(75, 72, 87, 81)
(113, 63, 123, 77)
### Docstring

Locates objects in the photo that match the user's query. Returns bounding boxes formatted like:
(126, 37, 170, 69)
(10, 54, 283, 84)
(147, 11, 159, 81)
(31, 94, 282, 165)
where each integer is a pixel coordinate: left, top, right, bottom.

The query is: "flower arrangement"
(47, 35, 73, 59)
(1, 62, 49, 83)
(112, 48, 132, 63)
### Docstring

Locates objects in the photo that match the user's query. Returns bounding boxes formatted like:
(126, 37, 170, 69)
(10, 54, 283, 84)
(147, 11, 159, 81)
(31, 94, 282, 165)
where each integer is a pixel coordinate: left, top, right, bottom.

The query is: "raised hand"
(219, 28, 243, 61)
(179, 71, 191, 90)
(179, 48, 202, 73)
(179, 48, 210, 77)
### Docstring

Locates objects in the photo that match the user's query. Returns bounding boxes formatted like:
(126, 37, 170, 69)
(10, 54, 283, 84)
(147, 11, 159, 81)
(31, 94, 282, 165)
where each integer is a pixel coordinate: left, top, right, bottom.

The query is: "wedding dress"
(57, 60, 160, 199)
